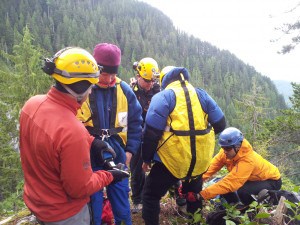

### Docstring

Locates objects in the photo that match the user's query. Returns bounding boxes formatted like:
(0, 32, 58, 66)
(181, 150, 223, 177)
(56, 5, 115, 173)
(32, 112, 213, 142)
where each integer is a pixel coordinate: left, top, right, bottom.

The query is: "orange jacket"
(200, 139, 280, 200)
(19, 87, 113, 222)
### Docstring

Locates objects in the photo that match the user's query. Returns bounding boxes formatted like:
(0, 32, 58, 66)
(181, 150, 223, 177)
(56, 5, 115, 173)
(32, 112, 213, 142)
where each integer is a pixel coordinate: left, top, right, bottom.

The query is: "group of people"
(19, 43, 282, 225)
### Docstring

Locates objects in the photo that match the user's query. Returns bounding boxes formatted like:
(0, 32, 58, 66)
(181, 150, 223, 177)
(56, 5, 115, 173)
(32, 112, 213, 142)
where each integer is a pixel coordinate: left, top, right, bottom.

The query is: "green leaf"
(193, 213, 202, 222)
(285, 201, 296, 209)
(249, 201, 258, 207)
(255, 212, 271, 219)
(226, 220, 237, 225)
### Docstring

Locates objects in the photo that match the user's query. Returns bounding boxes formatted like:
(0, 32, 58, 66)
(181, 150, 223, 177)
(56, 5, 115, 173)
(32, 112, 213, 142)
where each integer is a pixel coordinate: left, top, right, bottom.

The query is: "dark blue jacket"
(92, 80, 142, 164)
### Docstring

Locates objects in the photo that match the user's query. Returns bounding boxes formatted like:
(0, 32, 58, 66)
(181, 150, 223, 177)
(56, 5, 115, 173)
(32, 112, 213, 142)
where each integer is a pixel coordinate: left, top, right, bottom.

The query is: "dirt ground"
(1, 196, 190, 225)
(131, 197, 190, 225)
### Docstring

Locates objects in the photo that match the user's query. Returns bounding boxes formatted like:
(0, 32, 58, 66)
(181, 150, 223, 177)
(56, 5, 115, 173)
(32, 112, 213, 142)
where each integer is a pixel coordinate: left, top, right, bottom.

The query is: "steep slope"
(0, 0, 286, 120)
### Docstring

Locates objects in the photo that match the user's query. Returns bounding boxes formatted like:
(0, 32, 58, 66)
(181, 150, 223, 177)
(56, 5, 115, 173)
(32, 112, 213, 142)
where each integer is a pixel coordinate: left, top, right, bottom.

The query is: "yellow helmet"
(43, 47, 100, 85)
(136, 57, 159, 80)
(159, 66, 175, 84)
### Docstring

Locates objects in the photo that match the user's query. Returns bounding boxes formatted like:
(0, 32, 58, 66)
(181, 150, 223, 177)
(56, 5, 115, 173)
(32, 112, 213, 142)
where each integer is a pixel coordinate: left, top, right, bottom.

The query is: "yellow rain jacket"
(157, 80, 215, 179)
(200, 139, 281, 200)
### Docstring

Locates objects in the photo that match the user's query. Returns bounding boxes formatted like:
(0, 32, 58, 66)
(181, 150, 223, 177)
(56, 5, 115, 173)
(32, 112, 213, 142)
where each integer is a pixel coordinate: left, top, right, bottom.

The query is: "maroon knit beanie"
(93, 43, 121, 74)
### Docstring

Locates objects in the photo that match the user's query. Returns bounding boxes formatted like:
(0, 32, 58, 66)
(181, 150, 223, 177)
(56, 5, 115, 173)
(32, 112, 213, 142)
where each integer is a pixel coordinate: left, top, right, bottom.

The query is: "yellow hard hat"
(159, 66, 175, 84)
(136, 57, 159, 80)
(43, 47, 100, 84)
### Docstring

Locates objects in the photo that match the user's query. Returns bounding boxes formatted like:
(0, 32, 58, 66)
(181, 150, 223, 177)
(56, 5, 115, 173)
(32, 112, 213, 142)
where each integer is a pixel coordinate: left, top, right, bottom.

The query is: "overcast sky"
(140, 0, 300, 83)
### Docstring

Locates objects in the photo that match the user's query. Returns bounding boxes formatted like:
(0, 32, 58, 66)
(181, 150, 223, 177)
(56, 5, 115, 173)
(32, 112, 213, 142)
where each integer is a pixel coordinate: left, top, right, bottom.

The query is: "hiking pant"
(91, 168, 132, 225)
(41, 204, 89, 225)
(130, 147, 145, 205)
(222, 178, 282, 205)
(142, 162, 203, 225)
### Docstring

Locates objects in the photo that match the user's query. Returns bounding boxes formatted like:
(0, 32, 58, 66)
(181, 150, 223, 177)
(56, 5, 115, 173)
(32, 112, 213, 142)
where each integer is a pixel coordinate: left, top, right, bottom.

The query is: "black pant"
(130, 147, 145, 205)
(142, 162, 203, 225)
(222, 178, 282, 205)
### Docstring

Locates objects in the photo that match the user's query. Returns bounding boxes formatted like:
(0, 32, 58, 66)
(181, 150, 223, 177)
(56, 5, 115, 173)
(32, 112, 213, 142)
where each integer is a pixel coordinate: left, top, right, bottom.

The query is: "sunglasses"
(222, 146, 233, 151)
(142, 77, 155, 83)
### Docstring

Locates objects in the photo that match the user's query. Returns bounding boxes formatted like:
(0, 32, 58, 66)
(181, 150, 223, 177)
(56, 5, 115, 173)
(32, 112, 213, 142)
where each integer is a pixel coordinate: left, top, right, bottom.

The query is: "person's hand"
(107, 169, 130, 184)
(91, 139, 116, 166)
(197, 193, 205, 201)
(142, 162, 151, 172)
(125, 152, 132, 167)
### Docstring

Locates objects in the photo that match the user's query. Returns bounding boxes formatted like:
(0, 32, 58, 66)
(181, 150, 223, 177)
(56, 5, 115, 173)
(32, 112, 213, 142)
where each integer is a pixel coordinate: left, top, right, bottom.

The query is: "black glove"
(257, 189, 270, 204)
(107, 168, 130, 184)
(90, 139, 116, 167)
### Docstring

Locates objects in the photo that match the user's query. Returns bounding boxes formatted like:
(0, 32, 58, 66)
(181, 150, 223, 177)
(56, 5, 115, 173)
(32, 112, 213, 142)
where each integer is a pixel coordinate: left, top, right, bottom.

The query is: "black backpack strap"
(89, 89, 100, 130)
(86, 127, 124, 137)
(86, 87, 124, 139)
(179, 79, 196, 179)
(171, 126, 212, 136)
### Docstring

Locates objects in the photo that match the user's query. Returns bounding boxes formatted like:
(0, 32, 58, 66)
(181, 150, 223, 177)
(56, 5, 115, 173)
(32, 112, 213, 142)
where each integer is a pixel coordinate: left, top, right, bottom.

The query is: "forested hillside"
(0, 0, 299, 218)
(274, 80, 294, 107)
(1, 0, 286, 114)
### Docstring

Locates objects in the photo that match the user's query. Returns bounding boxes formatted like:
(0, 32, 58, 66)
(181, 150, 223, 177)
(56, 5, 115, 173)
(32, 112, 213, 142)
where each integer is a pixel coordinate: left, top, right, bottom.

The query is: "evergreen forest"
(0, 0, 299, 218)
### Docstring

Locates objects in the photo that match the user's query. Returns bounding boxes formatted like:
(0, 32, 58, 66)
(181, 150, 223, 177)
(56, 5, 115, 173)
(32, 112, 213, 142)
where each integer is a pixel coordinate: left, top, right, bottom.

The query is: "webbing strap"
(171, 126, 212, 136)
(179, 79, 196, 179)
(86, 127, 124, 137)
(110, 84, 118, 128)
(87, 86, 123, 138)
(89, 90, 100, 130)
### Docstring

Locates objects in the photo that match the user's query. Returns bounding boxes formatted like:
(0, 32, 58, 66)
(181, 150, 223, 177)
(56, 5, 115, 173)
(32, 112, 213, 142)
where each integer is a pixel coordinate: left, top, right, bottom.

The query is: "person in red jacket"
(19, 47, 128, 225)
(200, 127, 281, 205)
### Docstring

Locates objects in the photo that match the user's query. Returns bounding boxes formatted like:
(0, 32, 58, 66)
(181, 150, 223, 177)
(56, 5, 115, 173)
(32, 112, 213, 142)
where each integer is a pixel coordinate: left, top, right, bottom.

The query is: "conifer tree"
(233, 76, 270, 145)
(0, 26, 52, 210)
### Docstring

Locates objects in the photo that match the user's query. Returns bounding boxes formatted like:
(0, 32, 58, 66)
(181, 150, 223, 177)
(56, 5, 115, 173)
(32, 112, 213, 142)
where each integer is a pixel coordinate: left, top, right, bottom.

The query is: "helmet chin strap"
(62, 84, 93, 103)
(233, 146, 238, 154)
(233, 142, 242, 154)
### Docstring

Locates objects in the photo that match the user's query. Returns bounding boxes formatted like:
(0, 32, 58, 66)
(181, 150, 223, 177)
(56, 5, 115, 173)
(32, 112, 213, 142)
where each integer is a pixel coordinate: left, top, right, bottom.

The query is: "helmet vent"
(49, 47, 99, 84)
(218, 127, 244, 147)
